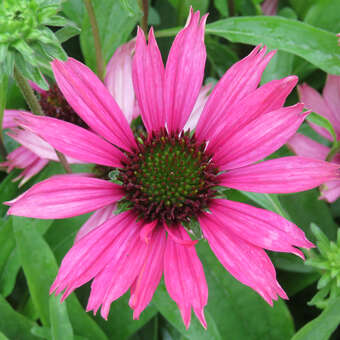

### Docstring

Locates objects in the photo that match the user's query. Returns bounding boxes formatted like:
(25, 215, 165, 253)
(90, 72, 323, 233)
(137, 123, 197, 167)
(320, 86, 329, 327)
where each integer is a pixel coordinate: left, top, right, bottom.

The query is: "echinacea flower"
(1, 39, 209, 186)
(6, 9, 340, 329)
(288, 75, 340, 202)
(1, 41, 137, 185)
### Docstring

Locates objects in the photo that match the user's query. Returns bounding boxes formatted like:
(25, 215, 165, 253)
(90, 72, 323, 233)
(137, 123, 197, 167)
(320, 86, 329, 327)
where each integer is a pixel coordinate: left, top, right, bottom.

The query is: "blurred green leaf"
(305, 0, 340, 33)
(0, 171, 20, 217)
(288, 0, 317, 18)
(213, 0, 229, 17)
(292, 297, 340, 340)
(0, 331, 9, 340)
(12, 216, 108, 339)
(197, 242, 294, 340)
(168, 0, 209, 24)
(93, 293, 158, 340)
(280, 189, 338, 240)
(206, 16, 340, 75)
(241, 192, 290, 220)
(80, 0, 141, 73)
(62, 0, 85, 26)
(306, 112, 337, 144)
(261, 51, 294, 83)
(0, 295, 38, 340)
(152, 281, 222, 340)
(49, 295, 74, 340)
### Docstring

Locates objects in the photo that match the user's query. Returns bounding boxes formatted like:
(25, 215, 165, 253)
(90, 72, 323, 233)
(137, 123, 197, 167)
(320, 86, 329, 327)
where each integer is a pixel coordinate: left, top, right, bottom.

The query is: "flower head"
(288, 75, 340, 202)
(6, 9, 340, 329)
(0, 40, 139, 185)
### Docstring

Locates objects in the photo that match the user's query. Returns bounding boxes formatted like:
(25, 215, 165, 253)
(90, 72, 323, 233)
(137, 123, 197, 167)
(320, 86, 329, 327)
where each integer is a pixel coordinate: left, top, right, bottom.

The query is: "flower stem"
(84, 0, 105, 82)
(141, 0, 149, 33)
(0, 75, 8, 159)
(228, 0, 235, 17)
(13, 66, 72, 174)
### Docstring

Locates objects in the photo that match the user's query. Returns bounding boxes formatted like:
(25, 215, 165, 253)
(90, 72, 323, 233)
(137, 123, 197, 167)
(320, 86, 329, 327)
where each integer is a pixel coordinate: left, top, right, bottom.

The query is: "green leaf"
(240, 192, 290, 220)
(206, 16, 340, 75)
(152, 281, 222, 340)
(0, 331, 9, 340)
(80, 0, 141, 73)
(0, 171, 21, 217)
(12, 216, 107, 339)
(261, 51, 294, 84)
(0, 295, 38, 340)
(292, 297, 340, 340)
(198, 242, 294, 340)
(14, 53, 49, 90)
(305, 0, 340, 33)
(280, 189, 338, 241)
(94, 293, 158, 340)
(306, 112, 337, 143)
(49, 295, 74, 340)
(55, 25, 81, 43)
(62, 0, 85, 26)
(214, 0, 229, 17)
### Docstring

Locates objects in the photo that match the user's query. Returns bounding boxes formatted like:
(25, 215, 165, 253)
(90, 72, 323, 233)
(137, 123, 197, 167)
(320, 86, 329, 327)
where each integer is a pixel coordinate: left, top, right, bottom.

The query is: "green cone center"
(119, 130, 219, 224)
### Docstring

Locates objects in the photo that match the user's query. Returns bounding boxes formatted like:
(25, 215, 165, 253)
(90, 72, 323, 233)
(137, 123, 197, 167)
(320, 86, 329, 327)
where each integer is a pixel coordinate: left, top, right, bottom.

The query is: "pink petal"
(50, 212, 135, 301)
(207, 76, 298, 153)
(298, 83, 335, 140)
(129, 227, 166, 319)
(51, 58, 136, 151)
(74, 204, 117, 243)
(214, 104, 307, 170)
(196, 45, 275, 141)
(2, 110, 30, 129)
(164, 223, 198, 247)
(139, 220, 158, 244)
(287, 133, 329, 160)
(133, 27, 165, 133)
(7, 175, 124, 219)
(320, 180, 340, 203)
(7, 128, 59, 161)
(15, 158, 49, 187)
(219, 156, 340, 193)
(28, 79, 47, 94)
(261, 0, 278, 15)
(199, 211, 287, 305)
(4, 146, 39, 171)
(322, 75, 340, 135)
(164, 225, 208, 329)
(208, 199, 313, 258)
(184, 83, 212, 131)
(86, 218, 148, 319)
(18, 112, 123, 167)
(105, 40, 136, 124)
(165, 9, 207, 132)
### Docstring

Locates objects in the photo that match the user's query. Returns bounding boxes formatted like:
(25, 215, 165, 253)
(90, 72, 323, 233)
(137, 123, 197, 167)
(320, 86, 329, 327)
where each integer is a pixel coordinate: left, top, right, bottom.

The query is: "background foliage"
(1, 0, 340, 339)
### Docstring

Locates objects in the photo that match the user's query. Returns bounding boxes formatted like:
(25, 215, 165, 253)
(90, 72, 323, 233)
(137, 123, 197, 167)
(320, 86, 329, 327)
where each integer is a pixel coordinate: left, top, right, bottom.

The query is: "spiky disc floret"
(39, 84, 88, 129)
(119, 129, 219, 225)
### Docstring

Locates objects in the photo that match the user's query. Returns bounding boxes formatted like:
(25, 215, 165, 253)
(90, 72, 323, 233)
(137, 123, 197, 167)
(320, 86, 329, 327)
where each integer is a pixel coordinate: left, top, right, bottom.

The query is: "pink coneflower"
(6, 9, 340, 329)
(288, 75, 340, 202)
(0, 41, 137, 185)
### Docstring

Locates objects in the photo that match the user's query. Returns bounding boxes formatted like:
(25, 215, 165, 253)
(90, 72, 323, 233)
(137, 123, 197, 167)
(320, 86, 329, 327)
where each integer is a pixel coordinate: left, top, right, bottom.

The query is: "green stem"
(0, 74, 8, 159)
(84, 0, 105, 81)
(13, 66, 72, 174)
(326, 142, 340, 162)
